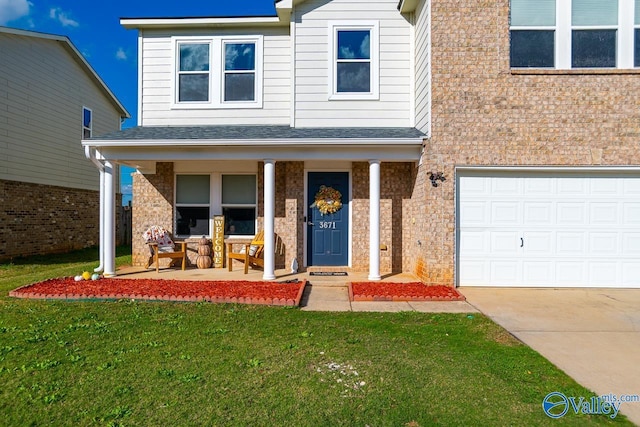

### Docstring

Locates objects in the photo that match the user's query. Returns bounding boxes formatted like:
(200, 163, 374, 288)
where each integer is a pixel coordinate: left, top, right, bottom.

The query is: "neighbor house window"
(224, 42, 256, 102)
(635, 0, 640, 66)
(329, 22, 379, 100)
(222, 175, 256, 236)
(173, 36, 262, 108)
(82, 107, 92, 139)
(510, 0, 638, 69)
(176, 175, 210, 236)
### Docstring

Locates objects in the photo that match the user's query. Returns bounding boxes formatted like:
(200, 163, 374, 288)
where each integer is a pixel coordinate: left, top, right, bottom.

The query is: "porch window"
(222, 175, 256, 236)
(176, 175, 210, 236)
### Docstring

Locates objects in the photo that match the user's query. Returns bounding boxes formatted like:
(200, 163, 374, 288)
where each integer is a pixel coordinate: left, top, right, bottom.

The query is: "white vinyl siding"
(294, 0, 412, 127)
(0, 33, 122, 191)
(139, 28, 290, 126)
(413, 0, 430, 134)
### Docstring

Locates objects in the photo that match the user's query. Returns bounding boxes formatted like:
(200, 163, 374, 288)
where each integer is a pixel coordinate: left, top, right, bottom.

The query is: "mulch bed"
(349, 282, 465, 302)
(9, 277, 307, 307)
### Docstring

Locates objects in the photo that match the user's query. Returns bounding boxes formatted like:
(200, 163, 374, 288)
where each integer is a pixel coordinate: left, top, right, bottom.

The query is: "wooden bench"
(227, 230, 265, 274)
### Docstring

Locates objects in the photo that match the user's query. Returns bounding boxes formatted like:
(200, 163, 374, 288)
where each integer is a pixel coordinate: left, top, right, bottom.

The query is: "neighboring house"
(0, 27, 130, 261)
(84, 0, 640, 288)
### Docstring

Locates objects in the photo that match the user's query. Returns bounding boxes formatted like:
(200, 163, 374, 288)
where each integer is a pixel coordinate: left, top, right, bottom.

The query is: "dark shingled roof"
(94, 126, 426, 141)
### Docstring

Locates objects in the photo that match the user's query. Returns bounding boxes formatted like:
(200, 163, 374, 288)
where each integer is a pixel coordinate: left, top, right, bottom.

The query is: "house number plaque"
(319, 221, 336, 229)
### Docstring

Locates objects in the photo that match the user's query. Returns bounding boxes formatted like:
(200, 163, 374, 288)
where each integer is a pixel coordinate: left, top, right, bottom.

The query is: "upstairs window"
(510, 0, 638, 69)
(82, 107, 92, 139)
(178, 43, 210, 102)
(173, 36, 262, 108)
(329, 22, 379, 100)
(224, 43, 256, 102)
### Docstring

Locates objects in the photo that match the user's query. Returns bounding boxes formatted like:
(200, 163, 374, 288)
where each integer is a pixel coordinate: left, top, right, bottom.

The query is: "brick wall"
(0, 179, 100, 260)
(410, 0, 640, 284)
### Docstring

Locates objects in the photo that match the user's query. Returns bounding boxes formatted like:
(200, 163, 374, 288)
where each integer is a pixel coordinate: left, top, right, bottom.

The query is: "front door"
(307, 172, 349, 266)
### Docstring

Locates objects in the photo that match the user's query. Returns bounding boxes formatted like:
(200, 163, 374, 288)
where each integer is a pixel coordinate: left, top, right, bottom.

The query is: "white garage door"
(458, 172, 640, 287)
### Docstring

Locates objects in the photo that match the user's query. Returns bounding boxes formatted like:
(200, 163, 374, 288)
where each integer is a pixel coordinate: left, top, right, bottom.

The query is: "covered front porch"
(82, 126, 425, 282)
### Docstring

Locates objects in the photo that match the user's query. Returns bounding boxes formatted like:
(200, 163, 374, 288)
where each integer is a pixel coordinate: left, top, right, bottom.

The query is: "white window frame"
(175, 40, 213, 104)
(171, 35, 263, 109)
(82, 106, 92, 139)
(328, 21, 380, 100)
(174, 173, 258, 238)
(510, 0, 637, 69)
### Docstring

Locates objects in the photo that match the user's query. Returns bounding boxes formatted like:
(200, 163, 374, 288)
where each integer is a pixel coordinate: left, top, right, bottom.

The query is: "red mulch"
(9, 277, 307, 307)
(349, 282, 465, 302)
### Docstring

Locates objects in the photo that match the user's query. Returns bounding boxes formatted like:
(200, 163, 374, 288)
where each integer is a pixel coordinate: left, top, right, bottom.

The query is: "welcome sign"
(213, 216, 225, 268)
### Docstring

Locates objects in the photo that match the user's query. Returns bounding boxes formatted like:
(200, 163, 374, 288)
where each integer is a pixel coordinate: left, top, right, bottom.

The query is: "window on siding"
(222, 175, 256, 236)
(178, 43, 210, 102)
(176, 175, 210, 236)
(329, 22, 379, 100)
(82, 107, 92, 139)
(224, 43, 256, 102)
(173, 37, 262, 108)
(510, 0, 638, 69)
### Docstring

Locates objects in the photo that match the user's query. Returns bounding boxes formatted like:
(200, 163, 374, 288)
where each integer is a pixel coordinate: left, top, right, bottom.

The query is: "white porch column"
(263, 159, 276, 280)
(103, 160, 117, 277)
(369, 160, 381, 281)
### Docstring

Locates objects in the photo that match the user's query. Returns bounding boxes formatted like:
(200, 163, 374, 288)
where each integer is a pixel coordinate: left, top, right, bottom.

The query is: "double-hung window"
(173, 36, 262, 108)
(175, 174, 257, 237)
(82, 107, 92, 139)
(329, 22, 379, 100)
(510, 0, 639, 69)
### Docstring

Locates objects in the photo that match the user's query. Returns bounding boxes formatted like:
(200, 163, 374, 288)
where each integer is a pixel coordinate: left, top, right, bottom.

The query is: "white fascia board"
(120, 16, 284, 29)
(83, 138, 425, 148)
(398, 0, 420, 13)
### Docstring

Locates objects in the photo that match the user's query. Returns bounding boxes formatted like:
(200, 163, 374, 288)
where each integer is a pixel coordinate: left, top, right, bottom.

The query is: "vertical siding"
(414, 0, 430, 133)
(140, 28, 291, 126)
(294, 0, 413, 127)
(0, 33, 122, 191)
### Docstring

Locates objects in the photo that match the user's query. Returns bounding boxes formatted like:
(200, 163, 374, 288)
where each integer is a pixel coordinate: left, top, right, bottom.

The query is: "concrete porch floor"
(114, 265, 476, 313)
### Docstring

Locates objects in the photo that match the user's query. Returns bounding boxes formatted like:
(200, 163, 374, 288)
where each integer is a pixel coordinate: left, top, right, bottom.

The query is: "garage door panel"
(458, 173, 640, 288)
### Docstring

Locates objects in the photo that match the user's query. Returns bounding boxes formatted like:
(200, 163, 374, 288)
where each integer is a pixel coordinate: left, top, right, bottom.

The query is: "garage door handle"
(520, 238, 524, 248)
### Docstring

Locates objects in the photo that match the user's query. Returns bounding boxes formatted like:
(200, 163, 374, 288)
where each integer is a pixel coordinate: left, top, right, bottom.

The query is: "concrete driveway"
(459, 288, 640, 425)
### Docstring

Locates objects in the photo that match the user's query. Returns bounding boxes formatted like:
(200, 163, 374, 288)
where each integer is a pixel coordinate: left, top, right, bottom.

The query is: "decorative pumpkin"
(196, 236, 212, 269)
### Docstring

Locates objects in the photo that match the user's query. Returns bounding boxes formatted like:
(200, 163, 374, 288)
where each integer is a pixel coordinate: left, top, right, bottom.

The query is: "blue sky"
(0, 0, 276, 203)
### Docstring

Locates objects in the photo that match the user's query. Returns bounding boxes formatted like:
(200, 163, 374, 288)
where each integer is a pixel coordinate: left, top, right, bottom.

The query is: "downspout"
(85, 146, 105, 273)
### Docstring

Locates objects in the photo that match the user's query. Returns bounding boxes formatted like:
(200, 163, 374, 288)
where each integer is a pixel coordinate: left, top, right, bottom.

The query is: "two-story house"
(85, 0, 640, 289)
(1, 27, 129, 262)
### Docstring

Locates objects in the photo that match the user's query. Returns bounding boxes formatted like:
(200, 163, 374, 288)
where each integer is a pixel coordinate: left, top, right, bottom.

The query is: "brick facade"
(0, 180, 100, 261)
(408, 0, 640, 285)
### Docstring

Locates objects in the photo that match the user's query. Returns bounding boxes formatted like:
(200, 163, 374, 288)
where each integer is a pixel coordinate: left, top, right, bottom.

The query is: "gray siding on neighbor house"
(0, 32, 122, 191)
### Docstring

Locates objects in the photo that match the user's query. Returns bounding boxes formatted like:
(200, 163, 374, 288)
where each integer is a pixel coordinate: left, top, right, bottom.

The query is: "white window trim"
(328, 21, 380, 100)
(82, 106, 92, 138)
(174, 173, 258, 238)
(510, 0, 637, 69)
(171, 35, 263, 109)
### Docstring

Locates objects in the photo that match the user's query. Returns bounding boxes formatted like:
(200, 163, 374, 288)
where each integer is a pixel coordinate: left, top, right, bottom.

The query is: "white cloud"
(116, 47, 127, 61)
(49, 7, 78, 27)
(0, 0, 31, 25)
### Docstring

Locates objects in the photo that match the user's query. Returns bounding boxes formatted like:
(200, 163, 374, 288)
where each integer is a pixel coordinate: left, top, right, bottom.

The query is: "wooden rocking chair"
(227, 230, 265, 274)
(143, 226, 187, 273)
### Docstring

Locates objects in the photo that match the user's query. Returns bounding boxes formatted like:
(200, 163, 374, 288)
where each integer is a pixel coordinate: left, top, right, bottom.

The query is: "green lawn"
(0, 248, 632, 426)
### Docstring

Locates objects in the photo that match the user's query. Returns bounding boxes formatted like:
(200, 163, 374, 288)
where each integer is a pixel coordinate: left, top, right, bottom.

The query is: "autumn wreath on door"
(311, 185, 343, 216)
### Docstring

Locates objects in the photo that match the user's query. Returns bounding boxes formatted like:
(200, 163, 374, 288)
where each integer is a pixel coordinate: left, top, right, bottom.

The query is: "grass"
(0, 248, 633, 426)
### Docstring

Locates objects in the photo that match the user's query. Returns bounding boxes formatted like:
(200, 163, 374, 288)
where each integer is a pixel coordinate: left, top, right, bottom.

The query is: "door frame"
(304, 168, 352, 268)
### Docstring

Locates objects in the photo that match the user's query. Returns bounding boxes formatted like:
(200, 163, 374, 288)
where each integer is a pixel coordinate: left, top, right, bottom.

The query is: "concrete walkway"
(460, 287, 640, 425)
